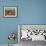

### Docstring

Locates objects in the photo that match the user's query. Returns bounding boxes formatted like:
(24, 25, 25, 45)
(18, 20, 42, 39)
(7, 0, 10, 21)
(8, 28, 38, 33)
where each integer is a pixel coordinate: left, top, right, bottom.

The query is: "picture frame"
(4, 6, 17, 17)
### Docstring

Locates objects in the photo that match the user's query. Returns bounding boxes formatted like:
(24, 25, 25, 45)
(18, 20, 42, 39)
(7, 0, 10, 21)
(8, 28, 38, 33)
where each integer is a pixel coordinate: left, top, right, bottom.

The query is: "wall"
(0, 0, 46, 44)
(0, 0, 18, 44)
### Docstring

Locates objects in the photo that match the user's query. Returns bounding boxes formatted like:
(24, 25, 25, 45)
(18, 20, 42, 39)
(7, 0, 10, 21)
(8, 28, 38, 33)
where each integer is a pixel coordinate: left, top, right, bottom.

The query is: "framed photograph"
(4, 7, 17, 17)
